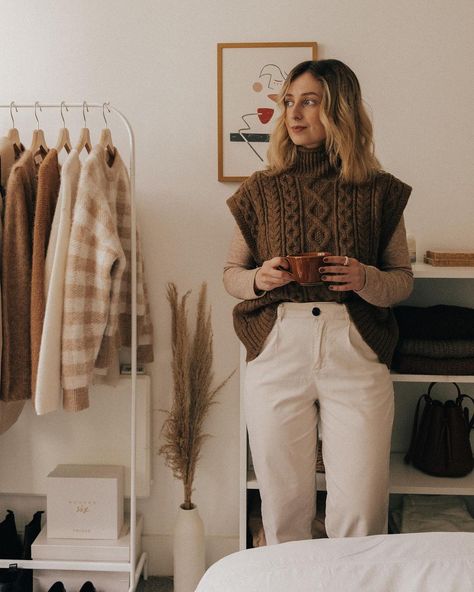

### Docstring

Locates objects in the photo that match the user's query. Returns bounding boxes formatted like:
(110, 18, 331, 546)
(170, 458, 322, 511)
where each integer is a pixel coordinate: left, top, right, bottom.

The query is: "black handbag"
(404, 382, 474, 477)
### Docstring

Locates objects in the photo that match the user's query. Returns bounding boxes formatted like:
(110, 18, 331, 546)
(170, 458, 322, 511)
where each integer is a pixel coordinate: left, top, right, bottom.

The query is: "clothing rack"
(0, 102, 146, 592)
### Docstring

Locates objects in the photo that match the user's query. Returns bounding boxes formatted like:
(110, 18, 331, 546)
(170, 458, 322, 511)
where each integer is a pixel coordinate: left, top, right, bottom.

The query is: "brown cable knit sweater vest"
(227, 145, 412, 366)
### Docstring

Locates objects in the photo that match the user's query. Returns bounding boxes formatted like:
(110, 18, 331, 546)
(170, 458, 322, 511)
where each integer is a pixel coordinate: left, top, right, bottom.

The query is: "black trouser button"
(312, 307, 321, 316)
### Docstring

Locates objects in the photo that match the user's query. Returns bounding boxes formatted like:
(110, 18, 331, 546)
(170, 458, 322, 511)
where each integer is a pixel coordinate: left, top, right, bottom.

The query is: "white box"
(46, 464, 124, 539)
(32, 515, 143, 562)
(33, 569, 129, 592)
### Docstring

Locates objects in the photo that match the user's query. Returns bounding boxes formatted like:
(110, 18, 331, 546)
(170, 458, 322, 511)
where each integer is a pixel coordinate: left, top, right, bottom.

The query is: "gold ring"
(343, 256, 349, 266)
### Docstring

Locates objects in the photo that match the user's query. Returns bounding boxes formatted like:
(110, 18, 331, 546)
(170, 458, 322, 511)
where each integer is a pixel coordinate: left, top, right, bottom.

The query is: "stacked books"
(423, 250, 474, 266)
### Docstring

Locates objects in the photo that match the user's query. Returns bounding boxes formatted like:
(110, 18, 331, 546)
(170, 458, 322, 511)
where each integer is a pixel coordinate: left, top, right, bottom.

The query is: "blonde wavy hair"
(266, 59, 381, 183)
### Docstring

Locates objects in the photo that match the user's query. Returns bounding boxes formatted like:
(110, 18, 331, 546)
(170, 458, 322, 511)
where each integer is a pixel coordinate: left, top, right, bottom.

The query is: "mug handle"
(277, 257, 294, 279)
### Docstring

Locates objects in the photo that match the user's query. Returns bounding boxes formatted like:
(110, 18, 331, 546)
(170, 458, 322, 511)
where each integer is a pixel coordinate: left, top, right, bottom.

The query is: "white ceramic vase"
(173, 503, 206, 592)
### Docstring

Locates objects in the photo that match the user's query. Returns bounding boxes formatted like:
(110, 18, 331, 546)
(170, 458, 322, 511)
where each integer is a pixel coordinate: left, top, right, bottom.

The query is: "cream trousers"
(244, 302, 394, 545)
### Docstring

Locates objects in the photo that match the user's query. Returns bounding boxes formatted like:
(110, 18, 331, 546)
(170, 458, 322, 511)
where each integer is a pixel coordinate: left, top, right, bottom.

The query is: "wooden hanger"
(76, 127, 92, 154)
(30, 102, 49, 160)
(55, 128, 72, 154)
(75, 101, 93, 154)
(30, 129, 48, 159)
(7, 102, 23, 158)
(99, 103, 116, 166)
(55, 101, 72, 154)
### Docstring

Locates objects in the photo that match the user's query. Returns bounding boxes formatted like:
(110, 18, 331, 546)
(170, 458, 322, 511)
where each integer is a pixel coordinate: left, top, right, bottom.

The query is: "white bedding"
(196, 532, 474, 592)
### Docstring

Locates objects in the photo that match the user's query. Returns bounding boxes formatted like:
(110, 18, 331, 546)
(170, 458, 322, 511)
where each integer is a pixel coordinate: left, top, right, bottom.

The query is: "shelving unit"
(239, 262, 474, 549)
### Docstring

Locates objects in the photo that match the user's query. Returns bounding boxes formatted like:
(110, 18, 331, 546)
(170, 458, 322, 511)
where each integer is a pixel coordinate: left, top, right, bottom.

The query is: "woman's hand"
(255, 257, 294, 292)
(319, 255, 366, 292)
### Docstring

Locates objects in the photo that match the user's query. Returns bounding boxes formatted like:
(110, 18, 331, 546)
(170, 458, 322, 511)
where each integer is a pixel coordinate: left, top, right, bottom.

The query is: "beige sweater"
(31, 148, 60, 398)
(35, 150, 81, 415)
(224, 216, 413, 307)
(61, 145, 153, 412)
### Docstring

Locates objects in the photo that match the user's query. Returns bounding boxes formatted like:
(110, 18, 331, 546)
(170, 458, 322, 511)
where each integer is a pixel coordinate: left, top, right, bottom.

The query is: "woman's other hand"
(319, 255, 366, 292)
(255, 257, 294, 292)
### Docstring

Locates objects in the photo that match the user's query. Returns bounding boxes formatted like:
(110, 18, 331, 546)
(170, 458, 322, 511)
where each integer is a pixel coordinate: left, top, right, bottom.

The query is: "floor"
(136, 576, 174, 591)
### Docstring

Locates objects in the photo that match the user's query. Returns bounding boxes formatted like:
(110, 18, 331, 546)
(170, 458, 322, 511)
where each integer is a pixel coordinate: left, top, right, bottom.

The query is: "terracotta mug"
(283, 251, 331, 286)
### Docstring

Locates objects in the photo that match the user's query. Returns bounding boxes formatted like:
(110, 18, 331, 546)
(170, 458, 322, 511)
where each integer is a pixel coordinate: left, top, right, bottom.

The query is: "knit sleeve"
(223, 225, 265, 300)
(98, 163, 154, 368)
(355, 216, 414, 307)
(61, 167, 126, 412)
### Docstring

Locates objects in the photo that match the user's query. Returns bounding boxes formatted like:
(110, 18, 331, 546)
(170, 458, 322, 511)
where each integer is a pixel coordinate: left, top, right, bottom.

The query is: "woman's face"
(284, 71, 326, 149)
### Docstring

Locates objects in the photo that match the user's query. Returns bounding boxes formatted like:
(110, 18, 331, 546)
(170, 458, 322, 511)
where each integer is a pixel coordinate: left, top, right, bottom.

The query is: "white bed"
(196, 532, 474, 592)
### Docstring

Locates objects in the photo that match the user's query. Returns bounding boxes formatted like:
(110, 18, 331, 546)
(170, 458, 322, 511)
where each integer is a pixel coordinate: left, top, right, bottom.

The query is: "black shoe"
(22, 511, 43, 560)
(0, 564, 20, 591)
(0, 511, 22, 560)
(79, 582, 96, 592)
(47, 583, 66, 592)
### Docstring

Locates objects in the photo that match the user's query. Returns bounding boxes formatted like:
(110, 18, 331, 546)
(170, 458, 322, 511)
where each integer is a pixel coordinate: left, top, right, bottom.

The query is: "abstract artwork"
(217, 42, 317, 182)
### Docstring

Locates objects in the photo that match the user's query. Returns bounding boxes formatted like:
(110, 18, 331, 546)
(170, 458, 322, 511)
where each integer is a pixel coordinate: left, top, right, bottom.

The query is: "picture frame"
(217, 41, 318, 182)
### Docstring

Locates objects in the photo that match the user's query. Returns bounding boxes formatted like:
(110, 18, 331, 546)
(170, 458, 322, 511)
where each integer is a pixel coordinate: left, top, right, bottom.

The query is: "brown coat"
(1, 150, 36, 401)
(31, 149, 60, 397)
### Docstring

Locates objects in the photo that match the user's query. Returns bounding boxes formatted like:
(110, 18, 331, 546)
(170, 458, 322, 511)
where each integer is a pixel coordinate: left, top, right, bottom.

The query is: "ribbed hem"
(63, 387, 89, 412)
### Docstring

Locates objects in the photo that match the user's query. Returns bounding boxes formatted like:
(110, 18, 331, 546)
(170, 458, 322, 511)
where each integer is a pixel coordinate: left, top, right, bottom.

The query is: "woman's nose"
(291, 105, 303, 120)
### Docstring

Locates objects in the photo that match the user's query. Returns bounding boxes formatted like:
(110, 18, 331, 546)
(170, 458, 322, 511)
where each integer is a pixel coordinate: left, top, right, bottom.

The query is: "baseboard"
(141, 533, 239, 577)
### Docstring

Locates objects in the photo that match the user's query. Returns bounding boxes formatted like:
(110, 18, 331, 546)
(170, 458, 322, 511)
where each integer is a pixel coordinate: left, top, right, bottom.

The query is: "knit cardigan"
(30, 148, 60, 398)
(227, 145, 412, 366)
(61, 145, 153, 412)
(1, 150, 36, 401)
(35, 150, 81, 415)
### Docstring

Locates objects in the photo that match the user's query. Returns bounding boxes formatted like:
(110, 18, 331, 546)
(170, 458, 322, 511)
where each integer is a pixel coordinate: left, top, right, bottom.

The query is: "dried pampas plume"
(159, 282, 234, 509)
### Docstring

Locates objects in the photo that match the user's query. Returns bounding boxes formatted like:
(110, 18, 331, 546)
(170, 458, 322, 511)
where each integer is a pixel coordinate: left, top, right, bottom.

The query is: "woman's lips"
(291, 126, 306, 132)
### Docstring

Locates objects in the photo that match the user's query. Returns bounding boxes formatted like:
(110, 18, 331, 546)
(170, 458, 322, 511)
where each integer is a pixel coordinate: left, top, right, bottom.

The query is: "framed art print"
(217, 41, 318, 182)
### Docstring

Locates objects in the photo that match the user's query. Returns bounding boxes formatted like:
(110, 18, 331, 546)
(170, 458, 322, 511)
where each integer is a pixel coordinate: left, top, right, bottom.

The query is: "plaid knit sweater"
(62, 145, 153, 412)
(227, 145, 412, 366)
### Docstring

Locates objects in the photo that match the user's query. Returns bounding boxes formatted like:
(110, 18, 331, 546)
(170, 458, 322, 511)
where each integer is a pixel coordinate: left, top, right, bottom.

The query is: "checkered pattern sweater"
(227, 145, 412, 366)
(62, 146, 153, 412)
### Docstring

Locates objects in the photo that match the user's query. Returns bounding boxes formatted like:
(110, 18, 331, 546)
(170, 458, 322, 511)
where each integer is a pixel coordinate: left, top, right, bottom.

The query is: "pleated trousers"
(244, 302, 394, 545)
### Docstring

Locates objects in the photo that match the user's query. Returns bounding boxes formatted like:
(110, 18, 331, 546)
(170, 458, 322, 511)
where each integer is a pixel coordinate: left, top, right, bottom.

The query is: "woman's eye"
(303, 99, 316, 106)
(284, 99, 294, 107)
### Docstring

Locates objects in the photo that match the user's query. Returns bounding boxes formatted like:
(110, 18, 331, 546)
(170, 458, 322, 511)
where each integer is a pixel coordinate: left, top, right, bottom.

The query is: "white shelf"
(412, 262, 474, 278)
(391, 372, 474, 383)
(248, 454, 474, 496)
(389, 453, 474, 495)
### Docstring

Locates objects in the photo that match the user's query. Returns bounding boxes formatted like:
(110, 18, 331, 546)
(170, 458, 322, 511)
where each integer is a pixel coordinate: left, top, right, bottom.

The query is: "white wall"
(0, 0, 473, 576)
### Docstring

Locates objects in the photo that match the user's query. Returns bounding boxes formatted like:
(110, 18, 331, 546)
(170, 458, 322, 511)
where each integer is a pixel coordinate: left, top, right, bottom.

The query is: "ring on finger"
(343, 256, 349, 266)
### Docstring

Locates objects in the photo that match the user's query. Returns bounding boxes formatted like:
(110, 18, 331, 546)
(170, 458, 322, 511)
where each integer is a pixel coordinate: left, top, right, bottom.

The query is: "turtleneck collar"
(291, 144, 337, 176)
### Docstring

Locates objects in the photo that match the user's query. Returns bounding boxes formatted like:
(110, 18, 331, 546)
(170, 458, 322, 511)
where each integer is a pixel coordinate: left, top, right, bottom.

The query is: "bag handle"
(459, 393, 474, 431)
(427, 382, 474, 431)
(427, 382, 461, 398)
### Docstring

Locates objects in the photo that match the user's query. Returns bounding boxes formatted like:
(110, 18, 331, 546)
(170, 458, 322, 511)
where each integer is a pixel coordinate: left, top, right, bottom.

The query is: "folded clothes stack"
(392, 305, 474, 374)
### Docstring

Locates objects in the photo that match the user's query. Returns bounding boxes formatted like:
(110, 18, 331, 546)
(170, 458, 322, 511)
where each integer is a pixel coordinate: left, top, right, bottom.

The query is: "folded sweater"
(394, 305, 474, 340)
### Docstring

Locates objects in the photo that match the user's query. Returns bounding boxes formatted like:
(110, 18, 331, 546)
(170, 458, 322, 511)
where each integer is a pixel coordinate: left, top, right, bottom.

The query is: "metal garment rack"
(0, 102, 146, 592)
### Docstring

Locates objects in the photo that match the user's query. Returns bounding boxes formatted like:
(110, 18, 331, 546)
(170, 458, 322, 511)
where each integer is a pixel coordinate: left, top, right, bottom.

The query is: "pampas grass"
(159, 282, 234, 509)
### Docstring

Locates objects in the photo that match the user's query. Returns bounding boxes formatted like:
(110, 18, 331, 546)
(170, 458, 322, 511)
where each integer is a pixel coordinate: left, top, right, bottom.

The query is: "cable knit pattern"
(227, 144, 412, 366)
